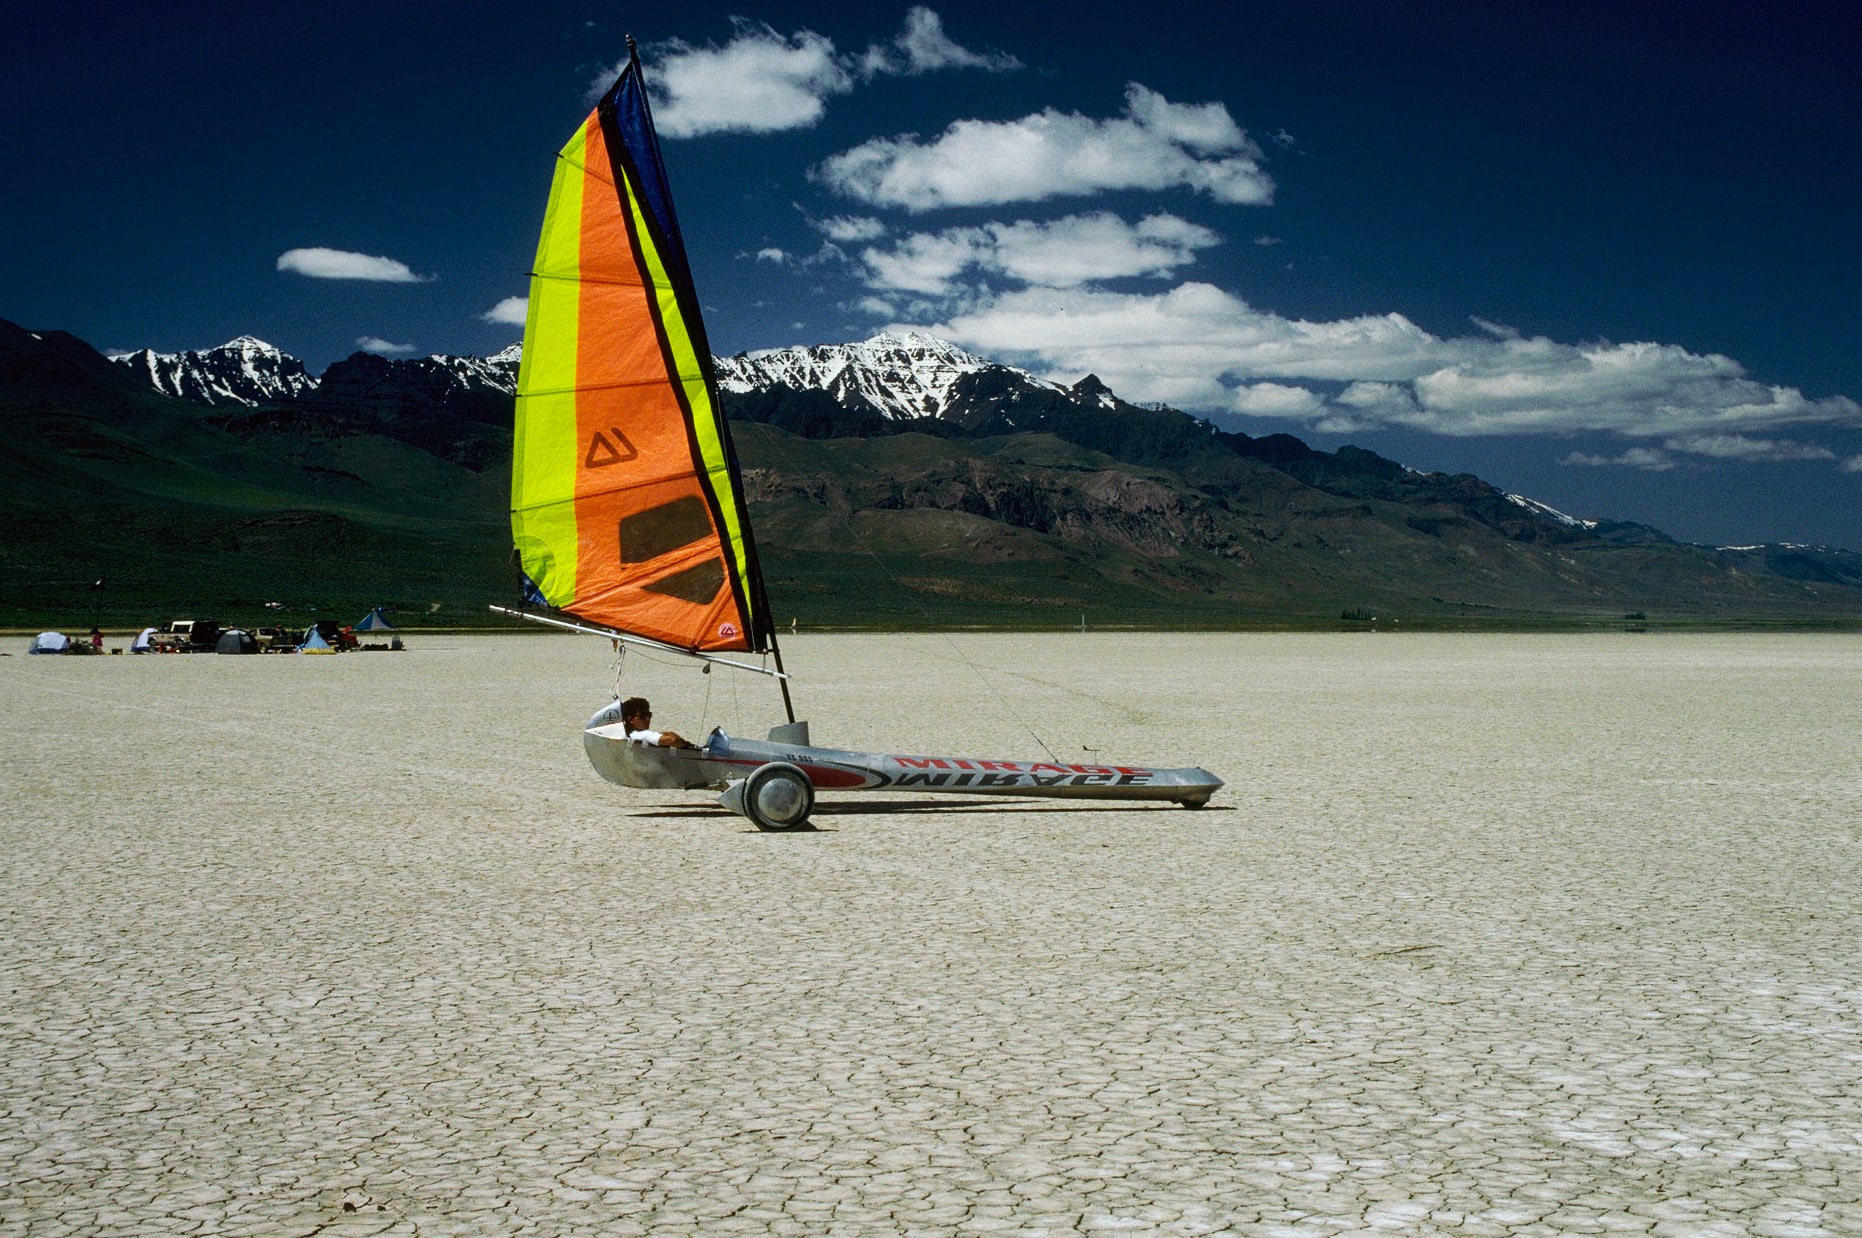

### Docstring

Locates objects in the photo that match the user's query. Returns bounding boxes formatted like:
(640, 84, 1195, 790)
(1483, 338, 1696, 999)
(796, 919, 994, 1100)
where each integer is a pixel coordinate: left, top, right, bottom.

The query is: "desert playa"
(3, 631, 1860, 1235)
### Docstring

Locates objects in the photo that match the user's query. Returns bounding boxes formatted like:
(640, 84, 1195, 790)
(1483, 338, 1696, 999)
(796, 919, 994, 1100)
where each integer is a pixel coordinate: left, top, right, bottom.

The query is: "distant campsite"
(24, 608, 403, 656)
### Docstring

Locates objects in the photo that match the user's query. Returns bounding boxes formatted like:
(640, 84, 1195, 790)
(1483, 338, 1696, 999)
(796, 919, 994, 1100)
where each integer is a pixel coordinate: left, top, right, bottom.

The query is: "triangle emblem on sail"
(584, 428, 638, 469)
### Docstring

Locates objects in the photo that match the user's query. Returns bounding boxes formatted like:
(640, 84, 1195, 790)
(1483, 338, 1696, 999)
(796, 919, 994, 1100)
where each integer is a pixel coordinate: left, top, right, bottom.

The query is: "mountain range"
(3, 316, 1860, 631)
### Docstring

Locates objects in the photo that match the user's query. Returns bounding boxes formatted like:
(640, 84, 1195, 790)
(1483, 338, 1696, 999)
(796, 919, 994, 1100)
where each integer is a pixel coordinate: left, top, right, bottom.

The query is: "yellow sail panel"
(511, 55, 768, 654)
(511, 120, 589, 608)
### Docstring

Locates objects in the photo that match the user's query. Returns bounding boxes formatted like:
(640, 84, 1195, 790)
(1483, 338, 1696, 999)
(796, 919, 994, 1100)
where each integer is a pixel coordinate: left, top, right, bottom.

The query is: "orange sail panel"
(512, 53, 766, 654)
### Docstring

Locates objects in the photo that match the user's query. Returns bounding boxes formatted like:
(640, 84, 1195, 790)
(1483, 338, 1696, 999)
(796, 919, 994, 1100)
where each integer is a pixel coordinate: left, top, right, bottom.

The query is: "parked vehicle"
(254, 626, 298, 653)
(150, 619, 222, 652)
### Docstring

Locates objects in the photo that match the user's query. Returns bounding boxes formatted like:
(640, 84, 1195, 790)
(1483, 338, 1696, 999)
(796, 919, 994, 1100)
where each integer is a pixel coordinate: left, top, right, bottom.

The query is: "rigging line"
(740, 422, 1062, 764)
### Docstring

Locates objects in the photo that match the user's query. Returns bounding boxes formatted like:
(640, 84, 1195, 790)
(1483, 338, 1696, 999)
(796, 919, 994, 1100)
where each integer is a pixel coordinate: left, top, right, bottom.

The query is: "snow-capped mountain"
(417, 348, 521, 397)
(111, 339, 523, 407)
(115, 328, 1048, 422)
(112, 336, 317, 406)
(713, 330, 1056, 421)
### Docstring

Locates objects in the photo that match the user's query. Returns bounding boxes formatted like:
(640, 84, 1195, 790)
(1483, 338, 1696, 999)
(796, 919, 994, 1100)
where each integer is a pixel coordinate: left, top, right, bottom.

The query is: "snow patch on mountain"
(1506, 493, 1597, 530)
(113, 336, 317, 406)
(714, 330, 1055, 421)
(424, 350, 520, 396)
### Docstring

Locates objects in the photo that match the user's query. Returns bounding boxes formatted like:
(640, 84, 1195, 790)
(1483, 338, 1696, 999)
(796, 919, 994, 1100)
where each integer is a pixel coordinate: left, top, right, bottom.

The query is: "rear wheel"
(741, 762, 815, 831)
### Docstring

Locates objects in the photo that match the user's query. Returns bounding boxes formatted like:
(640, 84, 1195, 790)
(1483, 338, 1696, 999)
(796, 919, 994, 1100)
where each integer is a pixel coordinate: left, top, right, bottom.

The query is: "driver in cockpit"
(620, 697, 691, 748)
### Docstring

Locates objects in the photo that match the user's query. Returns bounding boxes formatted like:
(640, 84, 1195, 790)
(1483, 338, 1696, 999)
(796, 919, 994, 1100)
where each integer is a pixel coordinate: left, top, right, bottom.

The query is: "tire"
(740, 762, 815, 831)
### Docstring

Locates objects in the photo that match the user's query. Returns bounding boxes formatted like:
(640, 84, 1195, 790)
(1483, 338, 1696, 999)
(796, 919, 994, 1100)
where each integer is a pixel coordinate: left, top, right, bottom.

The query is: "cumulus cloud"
(1663, 434, 1836, 462)
(858, 212, 1220, 294)
(1232, 382, 1330, 420)
(619, 9, 1014, 139)
(858, 6, 1020, 77)
(356, 336, 416, 355)
(642, 25, 851, 137)
(815, 83, 1272, 211)
(277, 248, 429, 282)
(480, 296, 527, 326)
(816, 215, 888, 243)
(755, 248, 790, 264)
(908, 282, 1862, 443)
(1844, 455, 1862, 474)
(1561, 448, 1678, 471)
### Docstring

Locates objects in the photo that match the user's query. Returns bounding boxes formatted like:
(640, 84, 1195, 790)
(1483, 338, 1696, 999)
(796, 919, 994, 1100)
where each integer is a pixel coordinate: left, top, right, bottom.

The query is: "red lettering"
(895, 757, 951, 770)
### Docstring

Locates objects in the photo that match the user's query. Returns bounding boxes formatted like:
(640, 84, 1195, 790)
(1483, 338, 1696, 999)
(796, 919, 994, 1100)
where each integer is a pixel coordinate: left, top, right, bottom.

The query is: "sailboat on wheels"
(494, 41, 1221, 831)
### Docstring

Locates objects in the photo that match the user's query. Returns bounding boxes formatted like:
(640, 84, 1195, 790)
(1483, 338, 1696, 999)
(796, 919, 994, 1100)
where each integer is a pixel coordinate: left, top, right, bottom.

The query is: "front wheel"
(730, 762, 816, 831)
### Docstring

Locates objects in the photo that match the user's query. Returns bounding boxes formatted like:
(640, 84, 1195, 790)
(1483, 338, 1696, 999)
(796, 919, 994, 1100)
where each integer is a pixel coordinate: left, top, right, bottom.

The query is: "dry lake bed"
(3, 631, 1860, 1236)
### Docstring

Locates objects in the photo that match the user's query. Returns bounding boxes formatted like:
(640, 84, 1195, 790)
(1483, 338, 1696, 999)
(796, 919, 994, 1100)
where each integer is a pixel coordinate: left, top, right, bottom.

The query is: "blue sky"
(5, 2, 1860, 548)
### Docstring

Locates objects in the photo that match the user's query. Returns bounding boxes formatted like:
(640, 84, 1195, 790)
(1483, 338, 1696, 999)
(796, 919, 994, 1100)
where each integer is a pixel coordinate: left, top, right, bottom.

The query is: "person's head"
(621, 696, 652, 732)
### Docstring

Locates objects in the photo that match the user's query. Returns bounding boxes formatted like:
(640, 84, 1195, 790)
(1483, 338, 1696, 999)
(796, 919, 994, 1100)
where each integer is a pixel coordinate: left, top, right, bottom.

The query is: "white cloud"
(816, 215, 887, 243)
(861, 228, 988, 295)
(643, 25, 851, 137)
(1663, 434, 1836, 462)
(1232, 382, 1328, 419)
(815, 83, 1272, 211)
(858, 212, 1220, 294)
(1561, 448, 1677, 471)
(618, 10, 1015, 139)
(1843, 455, 1862, 474)
(859, 6, 1020, 77)
(356, 336, 416, 355)
(480, 296, 527, 326)
(905, 281, 1862, 443)
(278, 247, 428, 282)
(755, 248, 789, 264)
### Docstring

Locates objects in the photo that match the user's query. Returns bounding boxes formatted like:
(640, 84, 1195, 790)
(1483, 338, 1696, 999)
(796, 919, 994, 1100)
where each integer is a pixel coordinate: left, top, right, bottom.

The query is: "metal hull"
(584, 722, 1222, 808)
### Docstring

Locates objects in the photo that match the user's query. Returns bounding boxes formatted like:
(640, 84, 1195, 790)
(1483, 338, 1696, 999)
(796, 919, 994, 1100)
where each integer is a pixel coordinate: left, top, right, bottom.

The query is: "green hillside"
(4, 318, 1861, 634)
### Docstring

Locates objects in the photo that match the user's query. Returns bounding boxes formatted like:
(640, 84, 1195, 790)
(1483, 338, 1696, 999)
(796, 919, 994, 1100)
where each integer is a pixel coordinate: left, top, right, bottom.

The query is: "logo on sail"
(584, 428, 638, 469)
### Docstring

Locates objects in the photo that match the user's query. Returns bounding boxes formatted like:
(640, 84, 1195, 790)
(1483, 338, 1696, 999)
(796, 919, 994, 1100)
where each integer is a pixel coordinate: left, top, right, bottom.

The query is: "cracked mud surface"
(3, 633, 1859, 1234)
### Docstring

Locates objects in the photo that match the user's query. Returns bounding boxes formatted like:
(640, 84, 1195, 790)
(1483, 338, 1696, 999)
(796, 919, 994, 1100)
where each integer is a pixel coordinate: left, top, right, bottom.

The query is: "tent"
(131, 627, 156, 653)
(215, 629, 258, 654)
(353, 606, 395, 632)
(28, 632, 68, 654)
(299, 626, 336, 654)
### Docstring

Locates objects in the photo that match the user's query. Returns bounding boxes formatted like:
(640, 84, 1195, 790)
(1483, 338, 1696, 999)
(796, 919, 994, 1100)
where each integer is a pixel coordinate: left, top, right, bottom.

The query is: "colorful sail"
(512, 48, 769, 654)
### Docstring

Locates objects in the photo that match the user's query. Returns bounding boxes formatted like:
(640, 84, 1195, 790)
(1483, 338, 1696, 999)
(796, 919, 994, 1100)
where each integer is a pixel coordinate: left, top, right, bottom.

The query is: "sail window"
(644, 559, 725, 605)
(620, 497, 713, 563)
